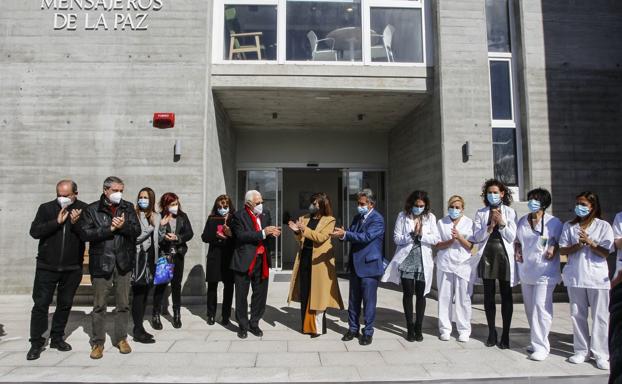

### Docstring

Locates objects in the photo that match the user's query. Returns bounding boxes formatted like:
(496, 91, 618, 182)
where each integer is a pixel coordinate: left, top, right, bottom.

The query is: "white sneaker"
(439, 333, 451, 341)
(457, 334, 469, 343)
(529, 351, 548, 361)
(568, 354, 587, 364)
(595, 358, 610, 370)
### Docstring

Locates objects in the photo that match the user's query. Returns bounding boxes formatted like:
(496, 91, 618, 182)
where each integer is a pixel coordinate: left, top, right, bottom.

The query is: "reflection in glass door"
(237, 169, 283, 270)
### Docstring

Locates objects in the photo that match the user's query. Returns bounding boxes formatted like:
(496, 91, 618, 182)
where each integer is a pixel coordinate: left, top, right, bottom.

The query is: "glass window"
(286, 0, 362, 62)
(490, 60, 512, 120)
(492, 128, 518, 186)
(369, 7, 423, 63)
(224, 5, 278, 61)
(485, 0, 510, 52)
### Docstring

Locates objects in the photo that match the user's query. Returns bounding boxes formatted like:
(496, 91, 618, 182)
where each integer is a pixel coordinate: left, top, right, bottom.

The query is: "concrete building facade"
(1, 0, 621, 294)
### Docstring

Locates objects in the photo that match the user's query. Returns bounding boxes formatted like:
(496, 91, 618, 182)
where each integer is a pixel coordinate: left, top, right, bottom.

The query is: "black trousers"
(609, 283, 622, 384)
(29, 268, 82, 347)
(207, 278, 234, 320)
(483, 278, 513, 338)
(401, 278, 426, 331)
(131, 283, 152, 334)
(234, 259, 269, 331)
(154, 254, 185, 312)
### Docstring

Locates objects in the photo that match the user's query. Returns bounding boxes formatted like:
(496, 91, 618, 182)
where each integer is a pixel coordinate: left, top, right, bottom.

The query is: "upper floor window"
(213, 0, 427, 65)
(485, 0, 510, 52)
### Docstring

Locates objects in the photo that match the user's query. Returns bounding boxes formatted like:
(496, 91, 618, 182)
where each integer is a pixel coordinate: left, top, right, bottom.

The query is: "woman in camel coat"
(287, 192, 344, 337)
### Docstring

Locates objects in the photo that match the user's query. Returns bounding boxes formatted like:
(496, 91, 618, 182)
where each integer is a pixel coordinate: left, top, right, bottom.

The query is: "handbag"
(131, 245, 152, 286)
(154, 249, 175, 285)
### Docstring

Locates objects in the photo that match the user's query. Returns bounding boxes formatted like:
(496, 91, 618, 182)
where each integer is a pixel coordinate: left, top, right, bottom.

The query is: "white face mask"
(109, 192, 123, 205)
(168, 206, 179, 215)
(57, 196, 72, 209)
(253, 203, 263, 216)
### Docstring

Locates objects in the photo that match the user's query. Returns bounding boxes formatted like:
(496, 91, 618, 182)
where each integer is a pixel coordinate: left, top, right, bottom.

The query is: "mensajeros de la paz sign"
(40, 0, 163, 31)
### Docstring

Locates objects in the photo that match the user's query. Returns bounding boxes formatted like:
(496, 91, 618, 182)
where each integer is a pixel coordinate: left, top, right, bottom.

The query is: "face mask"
(357, 205, 369, 216)
(109, 192, 123, 205)
(448, 208, 462, 220)
(411, 207, 425, 216)
(308, 204, 319, 214)
(137, 198, 149, 209)
(527, 199, 541, 213)
(168, 206, 179, 215)
(57, 196, 72, 209)
(487, 192, 501, 206)
(217, 207, 229, 216)
(575, 204, 590, 218)
(253, 203, 263, 216)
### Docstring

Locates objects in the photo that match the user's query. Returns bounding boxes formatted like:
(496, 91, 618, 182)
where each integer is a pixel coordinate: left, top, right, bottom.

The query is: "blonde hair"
(447, 195, 465, 209)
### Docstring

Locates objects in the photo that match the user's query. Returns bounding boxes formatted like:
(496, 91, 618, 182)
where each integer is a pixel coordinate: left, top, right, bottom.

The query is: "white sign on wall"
(40, 0, 163, 31)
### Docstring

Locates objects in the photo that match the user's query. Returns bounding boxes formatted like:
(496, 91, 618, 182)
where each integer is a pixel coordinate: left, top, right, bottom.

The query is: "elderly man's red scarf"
(245, 206, 269, 280)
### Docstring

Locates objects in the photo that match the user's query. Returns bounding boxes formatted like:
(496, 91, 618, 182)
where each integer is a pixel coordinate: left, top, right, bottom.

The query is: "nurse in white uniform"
(514, 188, 562, 361)
(435, 195, 474, 342)
(559, 191, 613, 370)
(613, 210, 622, 285)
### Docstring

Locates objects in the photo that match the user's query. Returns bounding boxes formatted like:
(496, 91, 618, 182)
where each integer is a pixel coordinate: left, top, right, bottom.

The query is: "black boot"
(151, 309, 163, 330)
(414, 321, 423, 342)
(173, 308, 182, 329)
(406, 323, 416, 342)
(498, 330, 510, 349)
(486, 328, 497, 347)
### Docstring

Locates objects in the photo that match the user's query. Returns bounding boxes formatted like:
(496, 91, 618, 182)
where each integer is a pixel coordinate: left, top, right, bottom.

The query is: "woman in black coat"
(151, 192, 194, 330)
(202, 195, 235, 325)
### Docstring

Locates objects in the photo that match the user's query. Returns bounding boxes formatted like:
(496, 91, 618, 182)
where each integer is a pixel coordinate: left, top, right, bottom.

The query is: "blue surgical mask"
(357, 205, 369, 216)
(448, 208, 462, 220)
(217, 207, 229, 216)
(411, 206, 425, 216)
(487, 193, 501, 206)
(575, 204, 590, 218)
(527, 199, 541, 213)
(137, 198, 149, 209)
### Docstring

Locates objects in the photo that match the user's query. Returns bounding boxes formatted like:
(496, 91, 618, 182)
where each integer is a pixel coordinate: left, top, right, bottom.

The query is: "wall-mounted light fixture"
(174, 139, 181, 162)
(462, 141, 472, 163)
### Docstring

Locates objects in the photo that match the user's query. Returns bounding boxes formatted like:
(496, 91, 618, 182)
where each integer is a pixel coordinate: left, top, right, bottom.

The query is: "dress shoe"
(359, 334, 373, 346)
(406, 324, 416, 342)
(220, 317, 230, 326)
(173, 309, 182, 329)
(207, 315, 216, 325)
(497, 333, 510, 349)
(151, 313, 163, 330)
(133, 332, 156, 344)
(50, 339, 72, 351)
(237, 329, 248, 339)
(341, 330, 360, 341)
(485, 330, 497, 347)
(249, 326, 263, 337)
(310, 333, 321, 339)
(26, 345, 44, 361)
(116, 338, 132, 354)
(414, 332, 424, 342)
(90, 344, 104, 360)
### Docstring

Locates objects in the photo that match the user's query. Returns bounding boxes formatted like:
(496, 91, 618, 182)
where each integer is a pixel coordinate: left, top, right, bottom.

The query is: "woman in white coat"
(514, 188, 562, 361)
(472, 179, 517, 349)
(559, 191, 613, 371)
(382, 190, 439, 342)
(435, 195, 474, 342)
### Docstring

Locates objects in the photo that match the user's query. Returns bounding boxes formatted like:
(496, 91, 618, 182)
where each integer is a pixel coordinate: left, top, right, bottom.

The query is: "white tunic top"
(559, 218, 614, 289)
(472, 205, 518, 286)
(382, 211, 440, 296)
(436, 215, 474, 281)
(515, 213, 563, 285)
(613, 212, 622, 280)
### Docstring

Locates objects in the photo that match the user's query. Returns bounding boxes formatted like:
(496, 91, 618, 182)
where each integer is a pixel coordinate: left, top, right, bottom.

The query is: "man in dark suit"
(332, 188, 385, 346)
(230, 190, 281, 339)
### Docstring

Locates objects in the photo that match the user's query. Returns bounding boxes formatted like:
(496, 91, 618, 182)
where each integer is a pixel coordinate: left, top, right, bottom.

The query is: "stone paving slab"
(0, 275, 611, 383)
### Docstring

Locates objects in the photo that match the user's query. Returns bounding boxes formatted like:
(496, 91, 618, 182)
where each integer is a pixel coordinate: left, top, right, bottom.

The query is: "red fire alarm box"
(153, 113, 175, 129)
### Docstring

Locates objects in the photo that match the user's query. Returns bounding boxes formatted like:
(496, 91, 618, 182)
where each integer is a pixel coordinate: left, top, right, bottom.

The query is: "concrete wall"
(0, 1, 224, 294)
(518, 0, 622, 222)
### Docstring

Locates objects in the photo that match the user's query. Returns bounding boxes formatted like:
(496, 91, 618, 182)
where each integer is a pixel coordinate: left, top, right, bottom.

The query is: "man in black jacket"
(27, 180, 86, 361)
(79, 176, 140, 359)
(230, 190, 280, 339)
